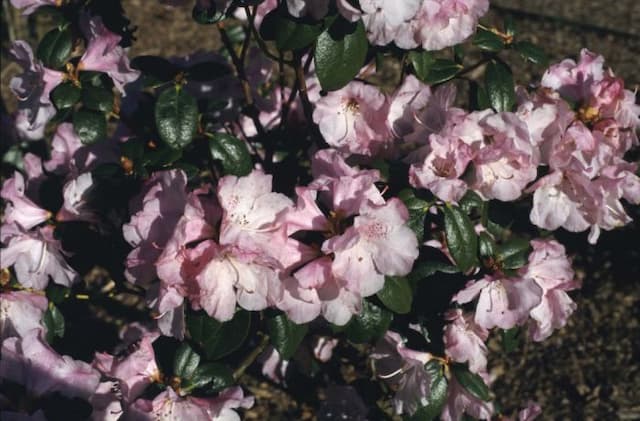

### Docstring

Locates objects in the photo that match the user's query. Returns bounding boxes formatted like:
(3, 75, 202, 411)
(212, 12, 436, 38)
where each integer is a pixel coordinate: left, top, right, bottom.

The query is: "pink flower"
(259, 346, 289, 385)
(79, 16, 140, 95)
(93, 329, 160, 402)
(360, 0, 422, 46)
(0, 329, 100, 399)
(409, 131, 474, 203)
(312, 81, 392, 157)
(387, 75, 432, 139)
(0, 291, 48, 341)
(9, 41, 63, 140)
(541, 49, 605, 103)
(123, 170, 189, 286)
(407, 0, 490, 51)
(1, 170, 50, 230)
(323, 199, 419, 297)
(371, 331, 434, 415)
(452, 274, 542, 330)
(285, 0, 329, 20)
(56, 172, 97, 223)
(469, 112, 538, 202)
(443, 309, 489, 374)
(313, 336, 339, 362)
(1, 224, 79, 290)
(10, 0, 58, 15)
(441, 375, 493, 421)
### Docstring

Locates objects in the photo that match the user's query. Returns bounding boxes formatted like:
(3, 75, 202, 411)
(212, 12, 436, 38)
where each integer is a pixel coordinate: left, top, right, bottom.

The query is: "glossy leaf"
(208, 133, 253, 176)
(478, 232, 496, 259)
(314, 18, 367, 91)
(267, 314, 308, 360)
(183, 363, 234, 393)
(377, 276, 413, 314)
(82, 86, 114, 113)
(485, 60, 515, 112)
(451, 363, 491, 402)
(187, 310, 251, 360)
(43, 303, 65, 343)
(37, 27, 72, 69)
(496, 238, 531, 270)
(443, 204, 478, 272)
(344, 300, 392, 344)
(513, 41, 548, 65)
(422, 59, 462, 85)
(51, 82, 81, 110)
(502, 327, 520, 353)
(407, 360, 448, 420)
(408, 50, 435, 82)
(155, 86, 198, 149)
(72, 109, 106, 145)
(274, 13, 324, 51)
(472, 28, 504, 52)
(173, 343, 200, 380)
(407, 261, 459, 283)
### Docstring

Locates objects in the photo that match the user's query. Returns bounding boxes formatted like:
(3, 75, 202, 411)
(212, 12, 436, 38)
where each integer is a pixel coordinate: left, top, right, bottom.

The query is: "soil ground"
(1, 1, 639, 419)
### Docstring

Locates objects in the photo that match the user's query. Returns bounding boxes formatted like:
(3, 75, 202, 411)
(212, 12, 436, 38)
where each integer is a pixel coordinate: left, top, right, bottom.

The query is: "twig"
(233, 333, 270, 381)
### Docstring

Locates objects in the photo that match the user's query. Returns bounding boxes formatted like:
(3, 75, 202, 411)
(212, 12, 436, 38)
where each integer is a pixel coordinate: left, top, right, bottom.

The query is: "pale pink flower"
(387, 75, 432, 139)
(10, 0, 58, 15)
(441, 375, 493, 421)
(313, 336, 339, 362)
(259, 346, 289, 385)
(0, 329, 100, 399)
(360, 0, 421, 46)
(443, 309, 489, 374)
(1, 170, 50, 230)
(312, 81, 392, 157)
(0, 291, 48, 341)
(79, 16, 140, 94)
(56, 172, 97, 223)
(286, 0, 329, 20)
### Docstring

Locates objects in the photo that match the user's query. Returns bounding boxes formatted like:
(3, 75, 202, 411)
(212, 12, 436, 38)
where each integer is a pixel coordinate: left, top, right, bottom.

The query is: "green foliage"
(451, 363, 491, 402)
(377, 276, 413, 314)
(443, 204, 478, 272)
(187, 311, 251, 360)
(73, 109, 107, 144)
(208, 133, 253, 176)
(267, 314, 308, 360)
(51, 82, 81, 110)
(37, 27, 72, 69)
(155, 85, 198, 150)
(406, 360, 448, 420)
(43, 303, 65, 343)
(485, 60, 516, 112)
(344, 300, 392, 343)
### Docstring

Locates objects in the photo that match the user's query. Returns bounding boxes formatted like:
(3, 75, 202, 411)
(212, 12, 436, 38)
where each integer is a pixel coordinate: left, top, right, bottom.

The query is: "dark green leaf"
(502, 327, 520, 353)
(442, 204, 478, 272)
(513, 41, 548, 66)
(496, 238, 531, 270)
(267, 314, 308, 360)
(51, 82, 81, 110)
(314, 18, 368, 91)
(408, 50, 435, 82)
(469, 80, 491, 111)
(377, 276, 413, 314)
(182, 363, 234, 393)
(398, 189, 429, 242)
(451, 363, 491, 402)
(423, 59, 462, 85)
(37, 27, 72, 69)
(407, 261, 459, 283)
(458, 190, 485, 214)
(504, 15, 517, 37)
(208, 133, 253, 176)
(274, 14, 324, 51)
(43, 303, 65, 343)
(186, 61, 231, 81)
(187, 310, 251, 360)
(45, 284, 69, 304)
(344, 300, 392, 343)
(472, 28, 504, 52)
(485, 60, 515, 112)
(478, 232, 496, 259)
(72, 109, 107, 145)
(155, 86, 198, 149)
(173, 343, 201, 380)
(407, 360, 448, 420)
(82, 86, 114, 113)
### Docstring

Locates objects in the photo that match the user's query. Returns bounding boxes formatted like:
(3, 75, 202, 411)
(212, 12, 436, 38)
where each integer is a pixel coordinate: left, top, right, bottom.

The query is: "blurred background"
(1, 0, 639, 419)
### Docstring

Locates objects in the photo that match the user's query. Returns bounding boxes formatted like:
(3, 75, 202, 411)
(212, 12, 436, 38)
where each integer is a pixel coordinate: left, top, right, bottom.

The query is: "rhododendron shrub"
(1, 0, 638, 419)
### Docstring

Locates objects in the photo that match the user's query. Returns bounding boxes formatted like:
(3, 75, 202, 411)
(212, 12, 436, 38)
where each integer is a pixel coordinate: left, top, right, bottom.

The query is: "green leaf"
(208, 133, 253, 176)
(45, 284, 69, 304)
(407, 360, 448, 420)
(51, 82, 81, 110)
(485, 60, 515, 112)
(43, 303, 65, 343)
(82, 86, 114, 113)
(130, 55, 178, 82)
(451, 363, 491, 402)
(267, 314, 308, 360)
(155, 86, 198, 150)
(422, 59, 462, 85)
(377, 276, 413, 314)
(513, 41, 548, 66)
(472, 28, 504, 52)
(504, 15, 517, 37)
(442, 204, 478, 272)
(458, 190, 485, 214)
(186, 61, 231, 81)
(314, 18, 368, 91)
(344, 300, 392, 344)
(187, 310, 251, 360)
(496, 237, 531, 270)
(37, 27, 72, 69)
(274, 14, 324, 51)
(407, 261, 459, 283)
(398, 189, 429, 242)
(502, 327, 520, 353)
(173, 343, 201, 380)
(182, 363, 234, 394)
(478, 232, 496, 259)
(408, 50, 435, 82)
(72, 109, 107, 145)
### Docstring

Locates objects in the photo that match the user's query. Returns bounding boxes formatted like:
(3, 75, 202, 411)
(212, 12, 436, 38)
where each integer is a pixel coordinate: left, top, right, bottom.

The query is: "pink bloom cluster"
(123, 153, 418, 333)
